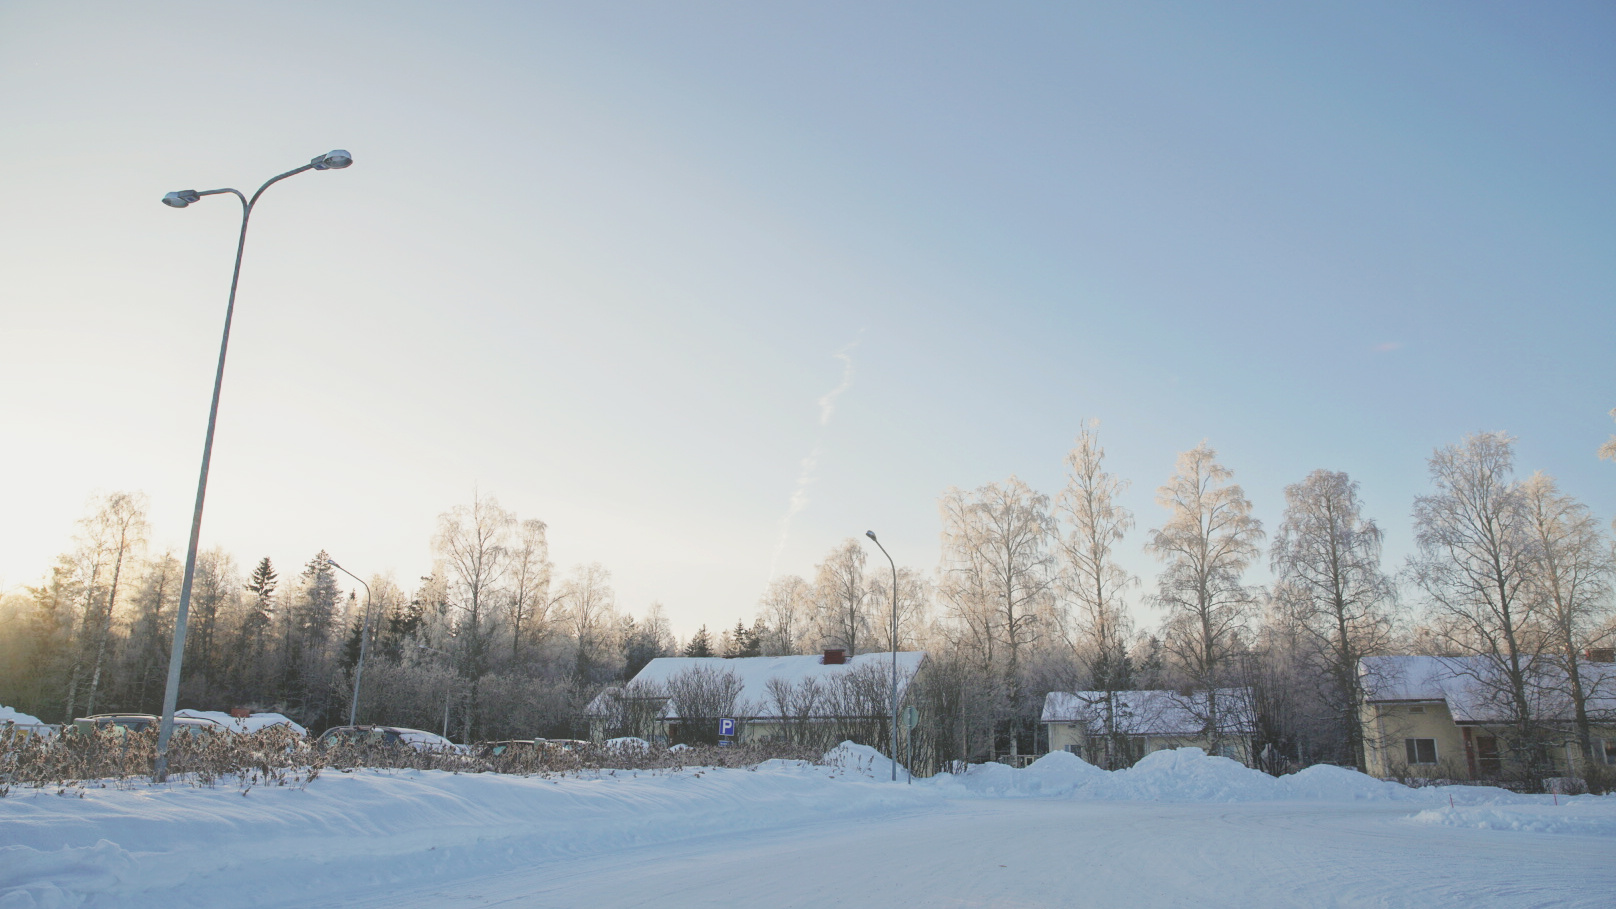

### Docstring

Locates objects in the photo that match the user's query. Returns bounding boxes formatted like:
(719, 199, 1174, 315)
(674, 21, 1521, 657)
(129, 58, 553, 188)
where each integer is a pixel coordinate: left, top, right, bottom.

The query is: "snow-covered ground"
(3, 745, 1612, 908)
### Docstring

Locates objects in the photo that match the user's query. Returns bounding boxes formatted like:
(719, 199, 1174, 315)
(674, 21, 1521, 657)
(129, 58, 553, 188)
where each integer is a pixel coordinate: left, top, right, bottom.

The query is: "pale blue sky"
(2, 2, 1611, 636)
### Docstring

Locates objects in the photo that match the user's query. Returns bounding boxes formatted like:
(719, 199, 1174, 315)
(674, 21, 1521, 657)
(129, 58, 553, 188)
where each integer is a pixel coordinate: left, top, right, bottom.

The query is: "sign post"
(718, 717, 736, 746)
(900, 707, 919, 784)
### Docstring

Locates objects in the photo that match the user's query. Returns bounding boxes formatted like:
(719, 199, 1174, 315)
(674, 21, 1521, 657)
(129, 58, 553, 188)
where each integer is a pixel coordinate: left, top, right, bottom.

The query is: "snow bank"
(1, 706, 46, 727)
(928, 747, 1574, 807)
(1, 754, 935, 908)
(1409, 799, 1616, 837)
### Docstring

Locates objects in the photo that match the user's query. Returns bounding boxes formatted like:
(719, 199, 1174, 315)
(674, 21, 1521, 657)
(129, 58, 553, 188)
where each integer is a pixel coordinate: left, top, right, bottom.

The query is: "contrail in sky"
(768, 338, 859, 580)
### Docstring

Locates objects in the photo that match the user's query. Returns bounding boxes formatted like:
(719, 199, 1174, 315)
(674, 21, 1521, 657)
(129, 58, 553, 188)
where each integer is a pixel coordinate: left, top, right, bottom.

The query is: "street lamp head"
(865, 530, 878, 542)
(311, 149, 353, 170)
(162, 190, 202, 208)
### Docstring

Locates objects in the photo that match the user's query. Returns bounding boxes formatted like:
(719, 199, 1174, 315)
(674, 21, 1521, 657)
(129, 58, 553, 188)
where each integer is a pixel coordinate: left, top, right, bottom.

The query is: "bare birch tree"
(1270, 469, 1394, 770)
(1410, 432, 1547, 776)
(64, 492, 149, 718)
(814, 540, 873, 656)
(1056, 425, 1138, 692)
(1520, 471, 1615, 769)
(433, 493, 516, 739)
(1147, 443, 1263, 750)
(757, 574, 814, 656)
(939, 477, 1058, 756)
(868, 567, 930, 653)
(507, 518, 556, 664)
(561, 562, 618, 679)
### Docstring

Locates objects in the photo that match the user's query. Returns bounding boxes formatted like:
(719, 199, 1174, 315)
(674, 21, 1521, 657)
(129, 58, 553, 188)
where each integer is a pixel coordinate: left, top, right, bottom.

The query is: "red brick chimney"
(822, 649, 846, 665)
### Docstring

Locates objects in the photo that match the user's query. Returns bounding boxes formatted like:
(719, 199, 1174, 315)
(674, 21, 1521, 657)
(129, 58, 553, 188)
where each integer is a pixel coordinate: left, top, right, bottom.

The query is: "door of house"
(1475, 735, 1502, 777)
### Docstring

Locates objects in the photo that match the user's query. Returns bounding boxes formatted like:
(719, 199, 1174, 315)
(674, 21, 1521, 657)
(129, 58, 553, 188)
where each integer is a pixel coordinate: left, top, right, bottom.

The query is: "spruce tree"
(684, 625, 714, 658)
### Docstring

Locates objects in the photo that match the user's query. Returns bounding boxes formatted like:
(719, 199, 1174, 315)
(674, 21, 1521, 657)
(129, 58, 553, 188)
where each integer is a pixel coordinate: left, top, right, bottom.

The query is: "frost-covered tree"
(507, 518, 555, 664)
(1520, 472, 1614, 769)
(64, 491, 148, 718)
(756, 574, 814, 656)
(868, 567, 930, 653)
(813, 540, 873, 656)
(1270, 470, 1393, 771)
(184, 548, 238, 690)
(561, 562, 618, 679)
(1056, 425, 1138, 693)
(1147, 443, 1263, 750)
(123, 553, 181, 710)
(939, 477, 1058, 755)
(1410, 432, 1547, 776)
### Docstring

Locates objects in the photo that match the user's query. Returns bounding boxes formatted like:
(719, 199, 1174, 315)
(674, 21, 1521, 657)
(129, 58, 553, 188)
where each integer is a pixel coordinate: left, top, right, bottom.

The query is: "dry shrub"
(1, 726, 823, 793)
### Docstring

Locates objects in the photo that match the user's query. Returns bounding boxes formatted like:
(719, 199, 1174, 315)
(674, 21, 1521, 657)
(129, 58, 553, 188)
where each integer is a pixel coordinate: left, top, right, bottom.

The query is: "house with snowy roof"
(1358, 654, 1616, 782)
(585, 649, 926, 747)
(1041, 688, 1258, 769)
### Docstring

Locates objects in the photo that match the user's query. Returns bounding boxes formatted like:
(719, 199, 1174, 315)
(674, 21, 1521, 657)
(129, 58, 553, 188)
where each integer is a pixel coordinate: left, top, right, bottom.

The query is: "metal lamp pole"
(328, 560, 373, 727)
(864, 530, 899, 783)
(153, 151, 354, 781)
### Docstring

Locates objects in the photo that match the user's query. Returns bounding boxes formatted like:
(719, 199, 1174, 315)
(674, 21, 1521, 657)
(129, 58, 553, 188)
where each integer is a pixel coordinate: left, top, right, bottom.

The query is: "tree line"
(2, 424, 1612, 778)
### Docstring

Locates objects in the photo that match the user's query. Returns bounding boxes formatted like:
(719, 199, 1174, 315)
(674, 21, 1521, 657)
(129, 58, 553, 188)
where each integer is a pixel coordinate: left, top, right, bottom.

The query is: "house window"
(1405, 738, 1438, 765)
(1407, 706, 1425, 714)
(1602, 740, 1616, 766)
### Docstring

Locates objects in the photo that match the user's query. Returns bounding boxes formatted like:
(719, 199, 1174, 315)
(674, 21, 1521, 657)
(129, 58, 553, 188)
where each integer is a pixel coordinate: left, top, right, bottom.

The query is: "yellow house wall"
(1363, 701, 1468, 779)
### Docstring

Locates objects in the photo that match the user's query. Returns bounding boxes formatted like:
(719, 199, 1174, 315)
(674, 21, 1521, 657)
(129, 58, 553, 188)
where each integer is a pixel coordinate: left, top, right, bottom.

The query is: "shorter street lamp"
(327, 559, 372, 728)
(864, 530, 900, 783)
(417, 643, 455, 740)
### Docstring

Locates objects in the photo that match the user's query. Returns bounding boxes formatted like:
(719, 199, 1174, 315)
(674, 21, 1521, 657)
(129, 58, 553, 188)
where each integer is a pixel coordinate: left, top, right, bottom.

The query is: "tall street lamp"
(864, 530, 899, 783)
(153, 151, 354, 781)
(328, 559, 373, 727)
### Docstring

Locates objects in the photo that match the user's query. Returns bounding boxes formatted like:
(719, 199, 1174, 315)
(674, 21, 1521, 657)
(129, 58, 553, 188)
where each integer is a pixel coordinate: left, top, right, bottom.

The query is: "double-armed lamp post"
(153, 151, 353, 781)
(864, 530, 899, 783)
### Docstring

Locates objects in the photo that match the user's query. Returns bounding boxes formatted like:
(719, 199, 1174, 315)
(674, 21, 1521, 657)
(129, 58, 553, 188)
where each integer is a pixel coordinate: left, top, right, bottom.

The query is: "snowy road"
(328, 799, 1615, 909)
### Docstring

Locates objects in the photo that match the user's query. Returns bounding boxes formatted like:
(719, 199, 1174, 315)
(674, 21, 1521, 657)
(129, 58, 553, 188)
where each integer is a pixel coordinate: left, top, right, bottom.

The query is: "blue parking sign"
(718, 718, 736, 737)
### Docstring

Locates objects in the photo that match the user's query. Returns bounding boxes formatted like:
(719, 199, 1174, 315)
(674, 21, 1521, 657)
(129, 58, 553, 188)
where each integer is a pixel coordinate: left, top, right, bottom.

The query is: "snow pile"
(604, 736, 650, 751)
(1409, 799, 1616, 837)
(173, 709, 306, 736)
(937, 748, 1422, 803)
(819, 741, 904, 780)
(1, 705, 46, 727)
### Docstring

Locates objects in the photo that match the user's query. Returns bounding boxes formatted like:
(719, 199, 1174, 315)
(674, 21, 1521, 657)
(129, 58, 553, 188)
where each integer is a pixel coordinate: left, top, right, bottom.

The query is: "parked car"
(476, 739, 539, 759)
(317, 725, 467, 754)
(65, 713, 228, 739)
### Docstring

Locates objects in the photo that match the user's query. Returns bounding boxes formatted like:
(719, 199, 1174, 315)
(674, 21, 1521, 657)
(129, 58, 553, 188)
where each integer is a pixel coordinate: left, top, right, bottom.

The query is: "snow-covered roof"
(586, 652, 927, 719)
(1041, 689, 1257, 737)
(1358, 655, 1616, 723)
(176, 709, 308, 736)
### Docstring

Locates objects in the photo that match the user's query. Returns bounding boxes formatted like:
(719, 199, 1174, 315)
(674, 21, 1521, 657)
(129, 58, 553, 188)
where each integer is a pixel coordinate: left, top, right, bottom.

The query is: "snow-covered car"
(476, 740, 539, 758)
(65, 714, 229, 739)
(317, 725, 467, 754)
